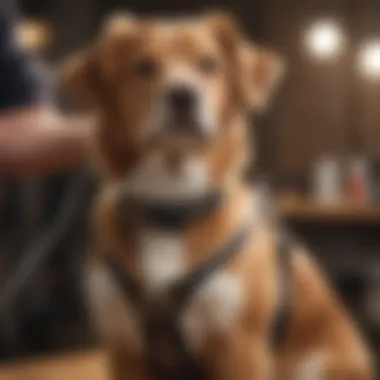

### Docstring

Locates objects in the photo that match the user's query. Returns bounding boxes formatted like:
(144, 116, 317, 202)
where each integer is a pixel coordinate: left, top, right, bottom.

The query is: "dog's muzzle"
(164, 85, 207, 138)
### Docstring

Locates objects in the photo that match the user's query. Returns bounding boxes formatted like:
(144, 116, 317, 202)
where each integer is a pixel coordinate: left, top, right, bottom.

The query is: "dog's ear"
(239, 43, 285, 112)
(60, 49, 97, 108)
(205, 12, 284, 112)
(60, 12, 136, 109)
(204, 11, 241, 55)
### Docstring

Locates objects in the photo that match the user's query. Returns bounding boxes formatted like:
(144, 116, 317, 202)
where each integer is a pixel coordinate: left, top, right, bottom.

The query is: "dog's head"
(62, 12, 283, 194)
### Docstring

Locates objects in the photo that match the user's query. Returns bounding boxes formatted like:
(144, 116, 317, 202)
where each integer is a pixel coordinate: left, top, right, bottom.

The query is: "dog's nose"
(166, 86, 196, 117)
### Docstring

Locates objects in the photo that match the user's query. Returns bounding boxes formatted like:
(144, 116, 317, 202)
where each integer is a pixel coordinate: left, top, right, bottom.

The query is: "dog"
(62, 11, 374, 380)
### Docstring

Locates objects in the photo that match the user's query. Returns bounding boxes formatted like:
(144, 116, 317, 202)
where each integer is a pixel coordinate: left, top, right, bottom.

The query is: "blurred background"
(1, 0, 380, 375)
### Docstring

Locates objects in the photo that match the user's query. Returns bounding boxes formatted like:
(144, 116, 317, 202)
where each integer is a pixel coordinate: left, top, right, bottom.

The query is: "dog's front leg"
(207, 334, 272, 380)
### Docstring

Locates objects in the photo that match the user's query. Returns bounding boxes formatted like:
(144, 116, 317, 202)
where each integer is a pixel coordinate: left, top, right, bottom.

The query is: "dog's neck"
(116, 179, 254, 246)
(118, 148, 248, 232)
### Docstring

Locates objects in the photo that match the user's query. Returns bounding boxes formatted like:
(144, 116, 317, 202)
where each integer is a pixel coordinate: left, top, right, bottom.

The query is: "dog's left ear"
(205, 12, 284, 112)
(239, 44, 285, 112)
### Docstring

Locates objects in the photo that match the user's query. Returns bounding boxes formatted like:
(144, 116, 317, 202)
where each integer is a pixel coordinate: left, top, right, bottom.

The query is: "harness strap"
(105, 259, 140, 305)
(105, 226, 249, 308)
(103, 226, 294, 377)
(104, 226, 250, 380)
(272, 229, 294, 348)
(169, 227, 250, 309)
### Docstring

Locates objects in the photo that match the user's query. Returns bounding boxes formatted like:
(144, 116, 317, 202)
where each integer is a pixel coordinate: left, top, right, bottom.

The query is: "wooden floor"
(0, 350, 109, 380)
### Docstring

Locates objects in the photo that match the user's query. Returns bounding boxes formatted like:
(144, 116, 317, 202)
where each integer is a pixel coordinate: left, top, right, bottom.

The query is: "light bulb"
(358, 40, 380, 79)
(304, 19, 345, 61)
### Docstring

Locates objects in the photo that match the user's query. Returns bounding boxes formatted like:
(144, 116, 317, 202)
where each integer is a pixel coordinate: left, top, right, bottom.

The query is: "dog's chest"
(87, 230, 244, 354)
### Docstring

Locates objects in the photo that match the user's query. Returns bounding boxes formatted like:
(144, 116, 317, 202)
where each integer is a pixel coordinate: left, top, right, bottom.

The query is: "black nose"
(166, 86, 196, 117)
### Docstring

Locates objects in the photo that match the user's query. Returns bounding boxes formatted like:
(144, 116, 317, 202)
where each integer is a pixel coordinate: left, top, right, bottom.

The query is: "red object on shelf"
(346, 158, 371, 205)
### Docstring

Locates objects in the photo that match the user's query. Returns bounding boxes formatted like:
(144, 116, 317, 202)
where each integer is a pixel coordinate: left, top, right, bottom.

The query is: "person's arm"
(0, 108, 92, 176)
(0, 1, 93, 177)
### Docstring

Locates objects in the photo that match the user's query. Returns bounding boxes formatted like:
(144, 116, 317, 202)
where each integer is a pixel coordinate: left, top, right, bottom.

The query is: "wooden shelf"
(278, 197, 380, 223)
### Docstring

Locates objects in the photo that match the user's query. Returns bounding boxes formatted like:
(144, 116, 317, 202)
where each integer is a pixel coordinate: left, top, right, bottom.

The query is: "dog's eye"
(198, 56, 220, 75)
(133, 58, 157, 77)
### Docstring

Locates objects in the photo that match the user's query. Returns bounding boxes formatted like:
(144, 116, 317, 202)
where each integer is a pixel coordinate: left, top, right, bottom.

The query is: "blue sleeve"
(0, 0, 42, 111)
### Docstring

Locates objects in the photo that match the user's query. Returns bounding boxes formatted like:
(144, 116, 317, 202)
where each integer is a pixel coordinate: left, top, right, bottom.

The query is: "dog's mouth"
(149, 118, 212, 153)
(168, 121, 211, 142)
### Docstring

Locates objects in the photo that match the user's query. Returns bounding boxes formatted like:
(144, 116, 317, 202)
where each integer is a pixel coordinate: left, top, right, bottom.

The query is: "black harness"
(104, 192, 293, 380)
(118, 191, 223, 230)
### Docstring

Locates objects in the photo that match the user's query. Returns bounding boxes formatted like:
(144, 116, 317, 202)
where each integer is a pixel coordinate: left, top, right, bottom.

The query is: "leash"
(0, 168, 95, 310)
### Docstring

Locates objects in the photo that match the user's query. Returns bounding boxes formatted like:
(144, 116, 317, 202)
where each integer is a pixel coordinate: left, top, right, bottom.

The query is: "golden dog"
(62, 11, 373, 380)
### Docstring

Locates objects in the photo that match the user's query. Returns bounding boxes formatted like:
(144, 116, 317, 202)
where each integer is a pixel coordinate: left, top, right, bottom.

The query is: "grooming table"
(0, 350, 109, 380)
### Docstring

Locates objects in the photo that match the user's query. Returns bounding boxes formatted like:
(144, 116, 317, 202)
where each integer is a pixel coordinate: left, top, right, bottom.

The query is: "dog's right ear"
(60, 49, 97, 109)
(60, 12, 136, 109)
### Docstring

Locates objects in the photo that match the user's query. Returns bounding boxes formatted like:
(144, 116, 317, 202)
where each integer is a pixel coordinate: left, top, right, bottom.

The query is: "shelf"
(278, 197, 380, 223)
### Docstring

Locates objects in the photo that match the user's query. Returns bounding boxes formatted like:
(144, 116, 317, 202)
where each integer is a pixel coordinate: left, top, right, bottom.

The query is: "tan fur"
(63, 11, 373, 380)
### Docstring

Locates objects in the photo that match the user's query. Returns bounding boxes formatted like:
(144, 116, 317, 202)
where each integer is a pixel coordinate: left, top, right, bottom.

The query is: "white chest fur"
(138, 230, 188, 291)
(86, 229, 244, 354)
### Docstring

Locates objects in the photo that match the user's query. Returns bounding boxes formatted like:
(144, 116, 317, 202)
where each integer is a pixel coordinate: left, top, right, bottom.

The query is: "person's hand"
(0, 107, 94, 176)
